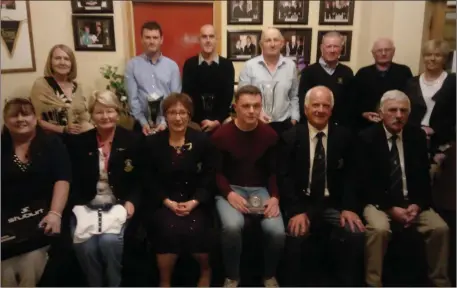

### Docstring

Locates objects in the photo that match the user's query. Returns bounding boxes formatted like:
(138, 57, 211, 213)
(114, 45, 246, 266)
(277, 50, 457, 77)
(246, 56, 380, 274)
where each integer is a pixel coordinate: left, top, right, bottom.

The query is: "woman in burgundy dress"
(142, 93, 215, 287)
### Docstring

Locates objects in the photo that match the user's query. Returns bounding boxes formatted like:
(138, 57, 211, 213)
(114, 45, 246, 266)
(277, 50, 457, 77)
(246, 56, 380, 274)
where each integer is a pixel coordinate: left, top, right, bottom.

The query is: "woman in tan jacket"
(30, 44, 93, 134)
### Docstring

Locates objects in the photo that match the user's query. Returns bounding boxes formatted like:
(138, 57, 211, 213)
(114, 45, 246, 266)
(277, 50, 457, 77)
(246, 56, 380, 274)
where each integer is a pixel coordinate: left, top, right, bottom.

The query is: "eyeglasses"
(166, 111, 188, 118)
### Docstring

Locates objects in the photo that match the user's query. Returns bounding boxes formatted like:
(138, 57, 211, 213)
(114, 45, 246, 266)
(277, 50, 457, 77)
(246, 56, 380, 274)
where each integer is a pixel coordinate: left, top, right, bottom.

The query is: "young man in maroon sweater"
(211, 85, 285, 287)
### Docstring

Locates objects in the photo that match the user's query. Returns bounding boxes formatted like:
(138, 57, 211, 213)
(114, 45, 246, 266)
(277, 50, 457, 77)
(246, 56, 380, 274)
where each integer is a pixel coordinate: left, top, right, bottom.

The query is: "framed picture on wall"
(227, 30, 261, 61)
(316, 30, 352, 62)
(71, 0, 113, 13)
(227, 0, 263, 25)
(1, 0, 36, 73)
(318, 0, 354, 25)
(72, 15, 116, 51)
(274, 0, 309, 25)
(279, 28, 312, 68)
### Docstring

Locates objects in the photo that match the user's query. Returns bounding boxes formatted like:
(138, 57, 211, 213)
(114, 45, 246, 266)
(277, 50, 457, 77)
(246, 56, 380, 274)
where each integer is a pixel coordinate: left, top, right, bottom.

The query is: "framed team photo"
(227, 0, 263, 25)
(274, 0, 309, 25)
(319, 0, 354, 25)
(227, 30, 261, 61)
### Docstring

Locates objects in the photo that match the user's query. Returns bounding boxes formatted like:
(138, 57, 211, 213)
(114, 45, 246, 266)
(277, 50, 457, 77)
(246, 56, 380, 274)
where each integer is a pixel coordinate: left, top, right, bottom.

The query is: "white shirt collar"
(383, 124, 403, 141)
(198, 53, 219, 65)
(308, 122, 329, 139)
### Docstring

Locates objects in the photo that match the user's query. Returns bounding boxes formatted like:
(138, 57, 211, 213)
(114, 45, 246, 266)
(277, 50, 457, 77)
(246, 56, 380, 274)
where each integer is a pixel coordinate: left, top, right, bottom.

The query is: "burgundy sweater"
(211, 121, 279, 198)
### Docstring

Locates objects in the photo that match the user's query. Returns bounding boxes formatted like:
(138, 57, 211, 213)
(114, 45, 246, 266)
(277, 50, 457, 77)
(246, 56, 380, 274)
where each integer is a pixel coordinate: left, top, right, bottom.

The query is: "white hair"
(379, 90, 411, 113)
(304, 86, 335, 108)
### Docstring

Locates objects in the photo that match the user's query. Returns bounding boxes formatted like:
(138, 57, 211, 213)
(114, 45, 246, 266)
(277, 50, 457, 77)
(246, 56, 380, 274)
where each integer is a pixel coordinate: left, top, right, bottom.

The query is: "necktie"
(311, 131, 326, 197)
(389, 134, 403, 197)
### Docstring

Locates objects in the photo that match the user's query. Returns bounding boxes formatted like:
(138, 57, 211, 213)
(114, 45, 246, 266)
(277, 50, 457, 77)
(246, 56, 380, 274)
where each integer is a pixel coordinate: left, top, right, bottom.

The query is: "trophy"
(259, 81, 278, 121)
(147, 93, 163, 132)
(201, 93, 215, 119)
(246, 193, 265, 214)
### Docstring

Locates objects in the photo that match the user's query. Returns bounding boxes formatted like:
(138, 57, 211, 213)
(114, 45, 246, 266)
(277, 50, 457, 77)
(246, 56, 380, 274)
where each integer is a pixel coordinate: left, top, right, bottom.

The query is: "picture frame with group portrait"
(71, 0, 113, 14)
(273, 0, 309, 25)
(227, 0, 263, 25)
(316, 30, 352, 62)
(72, 15, 116, 51)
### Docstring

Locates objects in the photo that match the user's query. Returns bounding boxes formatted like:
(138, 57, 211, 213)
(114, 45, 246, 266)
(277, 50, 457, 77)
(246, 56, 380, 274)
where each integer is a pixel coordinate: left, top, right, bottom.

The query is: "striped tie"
(389, 134, 403, 196)
(310, 132, 326, 197)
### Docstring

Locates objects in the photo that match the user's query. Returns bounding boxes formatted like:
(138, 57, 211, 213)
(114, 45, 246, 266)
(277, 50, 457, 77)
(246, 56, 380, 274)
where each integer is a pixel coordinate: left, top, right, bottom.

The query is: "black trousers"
(269, 119, 293, 136)
(282, 206, 365, 286)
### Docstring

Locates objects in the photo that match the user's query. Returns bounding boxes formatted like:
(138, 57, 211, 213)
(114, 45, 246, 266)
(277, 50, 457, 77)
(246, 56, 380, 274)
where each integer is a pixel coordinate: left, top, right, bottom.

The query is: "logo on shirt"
(337, 77, 343, 84)
(124, 159, 134, 172)
(8, 206, 45, 224)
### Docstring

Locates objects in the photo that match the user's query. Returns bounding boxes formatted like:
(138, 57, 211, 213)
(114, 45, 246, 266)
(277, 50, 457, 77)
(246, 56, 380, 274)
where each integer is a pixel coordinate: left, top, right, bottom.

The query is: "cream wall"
(221, 1, 429, 81)
(1, 0, 131, 102)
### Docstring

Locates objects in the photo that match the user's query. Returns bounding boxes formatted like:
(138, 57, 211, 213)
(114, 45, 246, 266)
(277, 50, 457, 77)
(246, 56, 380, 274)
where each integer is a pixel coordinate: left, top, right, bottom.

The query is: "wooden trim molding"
(125, 0, 222, 59)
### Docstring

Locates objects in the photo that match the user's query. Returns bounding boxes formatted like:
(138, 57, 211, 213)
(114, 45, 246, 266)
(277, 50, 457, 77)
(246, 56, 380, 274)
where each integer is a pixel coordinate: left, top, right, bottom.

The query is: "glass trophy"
(201, 93, 215, 119)
(246, 193, 265, 214)
(259, 81, 278, 120)
(147, 100, 162, 129)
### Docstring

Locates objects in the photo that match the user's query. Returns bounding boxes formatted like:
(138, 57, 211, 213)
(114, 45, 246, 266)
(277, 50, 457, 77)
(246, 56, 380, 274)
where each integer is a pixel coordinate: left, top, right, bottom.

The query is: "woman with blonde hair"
(65, 90, 142, 287)
(404, 39, 456, 161)
(30, 44, 93, 135)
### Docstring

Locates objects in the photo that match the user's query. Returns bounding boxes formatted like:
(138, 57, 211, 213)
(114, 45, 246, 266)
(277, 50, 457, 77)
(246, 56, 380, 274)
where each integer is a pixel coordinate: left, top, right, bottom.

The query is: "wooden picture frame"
(279, 28, 312, 66)
(71, 0, 114, 14)
(227, 0, 263, 25)
(316, 30, 353, 62)
(226, 30, 261, 61)
(274, 0, 309, 25)
(319, 0, 354, 25)
(72, 15, 116, 52)
(1, 0, 36, 73)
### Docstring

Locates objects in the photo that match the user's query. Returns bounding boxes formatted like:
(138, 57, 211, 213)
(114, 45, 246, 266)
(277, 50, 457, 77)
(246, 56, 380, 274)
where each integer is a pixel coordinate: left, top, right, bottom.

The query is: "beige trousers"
(364, 205, 450, 287)
(1, 246, 49, 287)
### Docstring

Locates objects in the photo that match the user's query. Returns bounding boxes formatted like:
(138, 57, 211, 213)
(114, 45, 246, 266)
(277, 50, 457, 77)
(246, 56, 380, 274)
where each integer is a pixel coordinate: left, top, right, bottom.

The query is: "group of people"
(1, 19, 455, 288)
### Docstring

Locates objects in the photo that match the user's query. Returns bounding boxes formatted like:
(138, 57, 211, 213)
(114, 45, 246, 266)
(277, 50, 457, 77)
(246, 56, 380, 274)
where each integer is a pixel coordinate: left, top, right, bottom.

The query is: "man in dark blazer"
(279, 86, 365, 286)
(358, 90, 450, 287)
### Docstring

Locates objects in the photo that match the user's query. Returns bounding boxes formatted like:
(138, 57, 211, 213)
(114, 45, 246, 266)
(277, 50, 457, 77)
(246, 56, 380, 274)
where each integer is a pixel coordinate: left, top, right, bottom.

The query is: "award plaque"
(259, 81, 278, 120)
(201, 93, 215, 118)
(247, 195, 265, 214)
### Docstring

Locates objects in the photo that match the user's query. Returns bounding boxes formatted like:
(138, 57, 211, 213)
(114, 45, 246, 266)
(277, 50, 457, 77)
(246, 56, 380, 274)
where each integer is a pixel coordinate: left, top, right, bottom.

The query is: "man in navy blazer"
(278, 86, 365, 286)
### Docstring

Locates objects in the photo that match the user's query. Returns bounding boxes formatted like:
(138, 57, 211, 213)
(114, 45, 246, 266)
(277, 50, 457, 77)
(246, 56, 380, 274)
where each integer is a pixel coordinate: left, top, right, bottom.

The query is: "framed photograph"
(71, 0, 113, 13)
(227, 30, 261, 61)
(72, 15, 116, 51)
(274, 0, 309, 25)
(279, 28, 312, 70)
(227, 0, 263, 25)
(316, 30, 353, 62)
(1, 0, 36, 73)
(319, 0, 354, 25)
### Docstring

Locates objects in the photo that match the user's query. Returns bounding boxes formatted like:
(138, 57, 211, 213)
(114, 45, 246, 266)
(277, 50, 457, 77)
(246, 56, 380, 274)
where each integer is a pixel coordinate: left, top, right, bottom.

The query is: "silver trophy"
(201, 93, 215, 118)
(247, 194, 265, 214)
(259, 81, 278, 121)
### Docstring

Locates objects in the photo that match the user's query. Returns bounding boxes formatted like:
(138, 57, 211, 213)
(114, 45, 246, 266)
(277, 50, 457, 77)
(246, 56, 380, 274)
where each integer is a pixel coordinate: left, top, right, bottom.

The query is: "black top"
(182, 55, 235, 124)
(356, 123, 432, 211)
(42, 76, 77, 126)
(278, 123, 358, 220)
(1, 127, 71, 260)
(298, 62, 355, 128)
(353, 63, 413, 130)
(65, 126, 142, 208)
(142, 128, 216, 209)
(404, 73, 456, 155)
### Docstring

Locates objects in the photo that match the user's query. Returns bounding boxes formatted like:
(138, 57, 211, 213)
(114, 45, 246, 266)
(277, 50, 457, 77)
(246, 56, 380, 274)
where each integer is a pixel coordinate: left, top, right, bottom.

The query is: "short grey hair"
(88, 90, 122, 114)
(304, 86, 335, 108)
(260, 27, 284, 45)
(322, 31, 344, 46)
(379, 90, 411, 113)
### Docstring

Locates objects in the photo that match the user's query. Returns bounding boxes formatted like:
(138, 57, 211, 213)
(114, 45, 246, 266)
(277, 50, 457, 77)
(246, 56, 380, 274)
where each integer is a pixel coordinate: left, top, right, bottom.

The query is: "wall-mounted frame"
(227, 30, 261, 61)
(1, 0, 36, 73)
(72, 15, 116, 51)
(316, 30, 352, 62)
(279, 28, 312, 66)
(274, 0, 309, 25)
(71, 0, 114, 13)
(319, 0, 354, 25)
(227, 0, 263, 25)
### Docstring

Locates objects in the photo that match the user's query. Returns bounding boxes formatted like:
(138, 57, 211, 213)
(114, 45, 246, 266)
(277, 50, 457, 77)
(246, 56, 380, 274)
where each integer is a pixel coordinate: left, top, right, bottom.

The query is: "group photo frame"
(226, 30, 261, 61)
(273, 0, 309, 25)
(319, 0, 354, 25)
(71, 0, 113, 13)
(279, 28, 312, 66)
(316, 30, 353, 62)
(227, 0, 263, 25)
(72, 15, 116, 51)
(1, 0, 36, 73)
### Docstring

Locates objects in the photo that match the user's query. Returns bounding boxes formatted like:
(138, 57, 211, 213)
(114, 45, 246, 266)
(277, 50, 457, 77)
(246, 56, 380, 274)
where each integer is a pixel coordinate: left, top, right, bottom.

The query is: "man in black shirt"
(182, 24, 235, 132)
(298, 31, 355, 129)
(353, 38, 413, 131)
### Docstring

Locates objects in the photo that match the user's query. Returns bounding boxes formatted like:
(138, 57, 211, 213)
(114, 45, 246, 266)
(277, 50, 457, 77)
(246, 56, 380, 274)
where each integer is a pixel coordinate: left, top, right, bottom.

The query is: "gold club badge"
(337, 77, 343, 84)
(124, 159, 134, 172)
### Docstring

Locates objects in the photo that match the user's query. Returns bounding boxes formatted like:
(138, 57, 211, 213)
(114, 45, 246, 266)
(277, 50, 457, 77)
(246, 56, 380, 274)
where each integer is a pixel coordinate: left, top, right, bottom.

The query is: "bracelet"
(48, 211, 62, 218)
